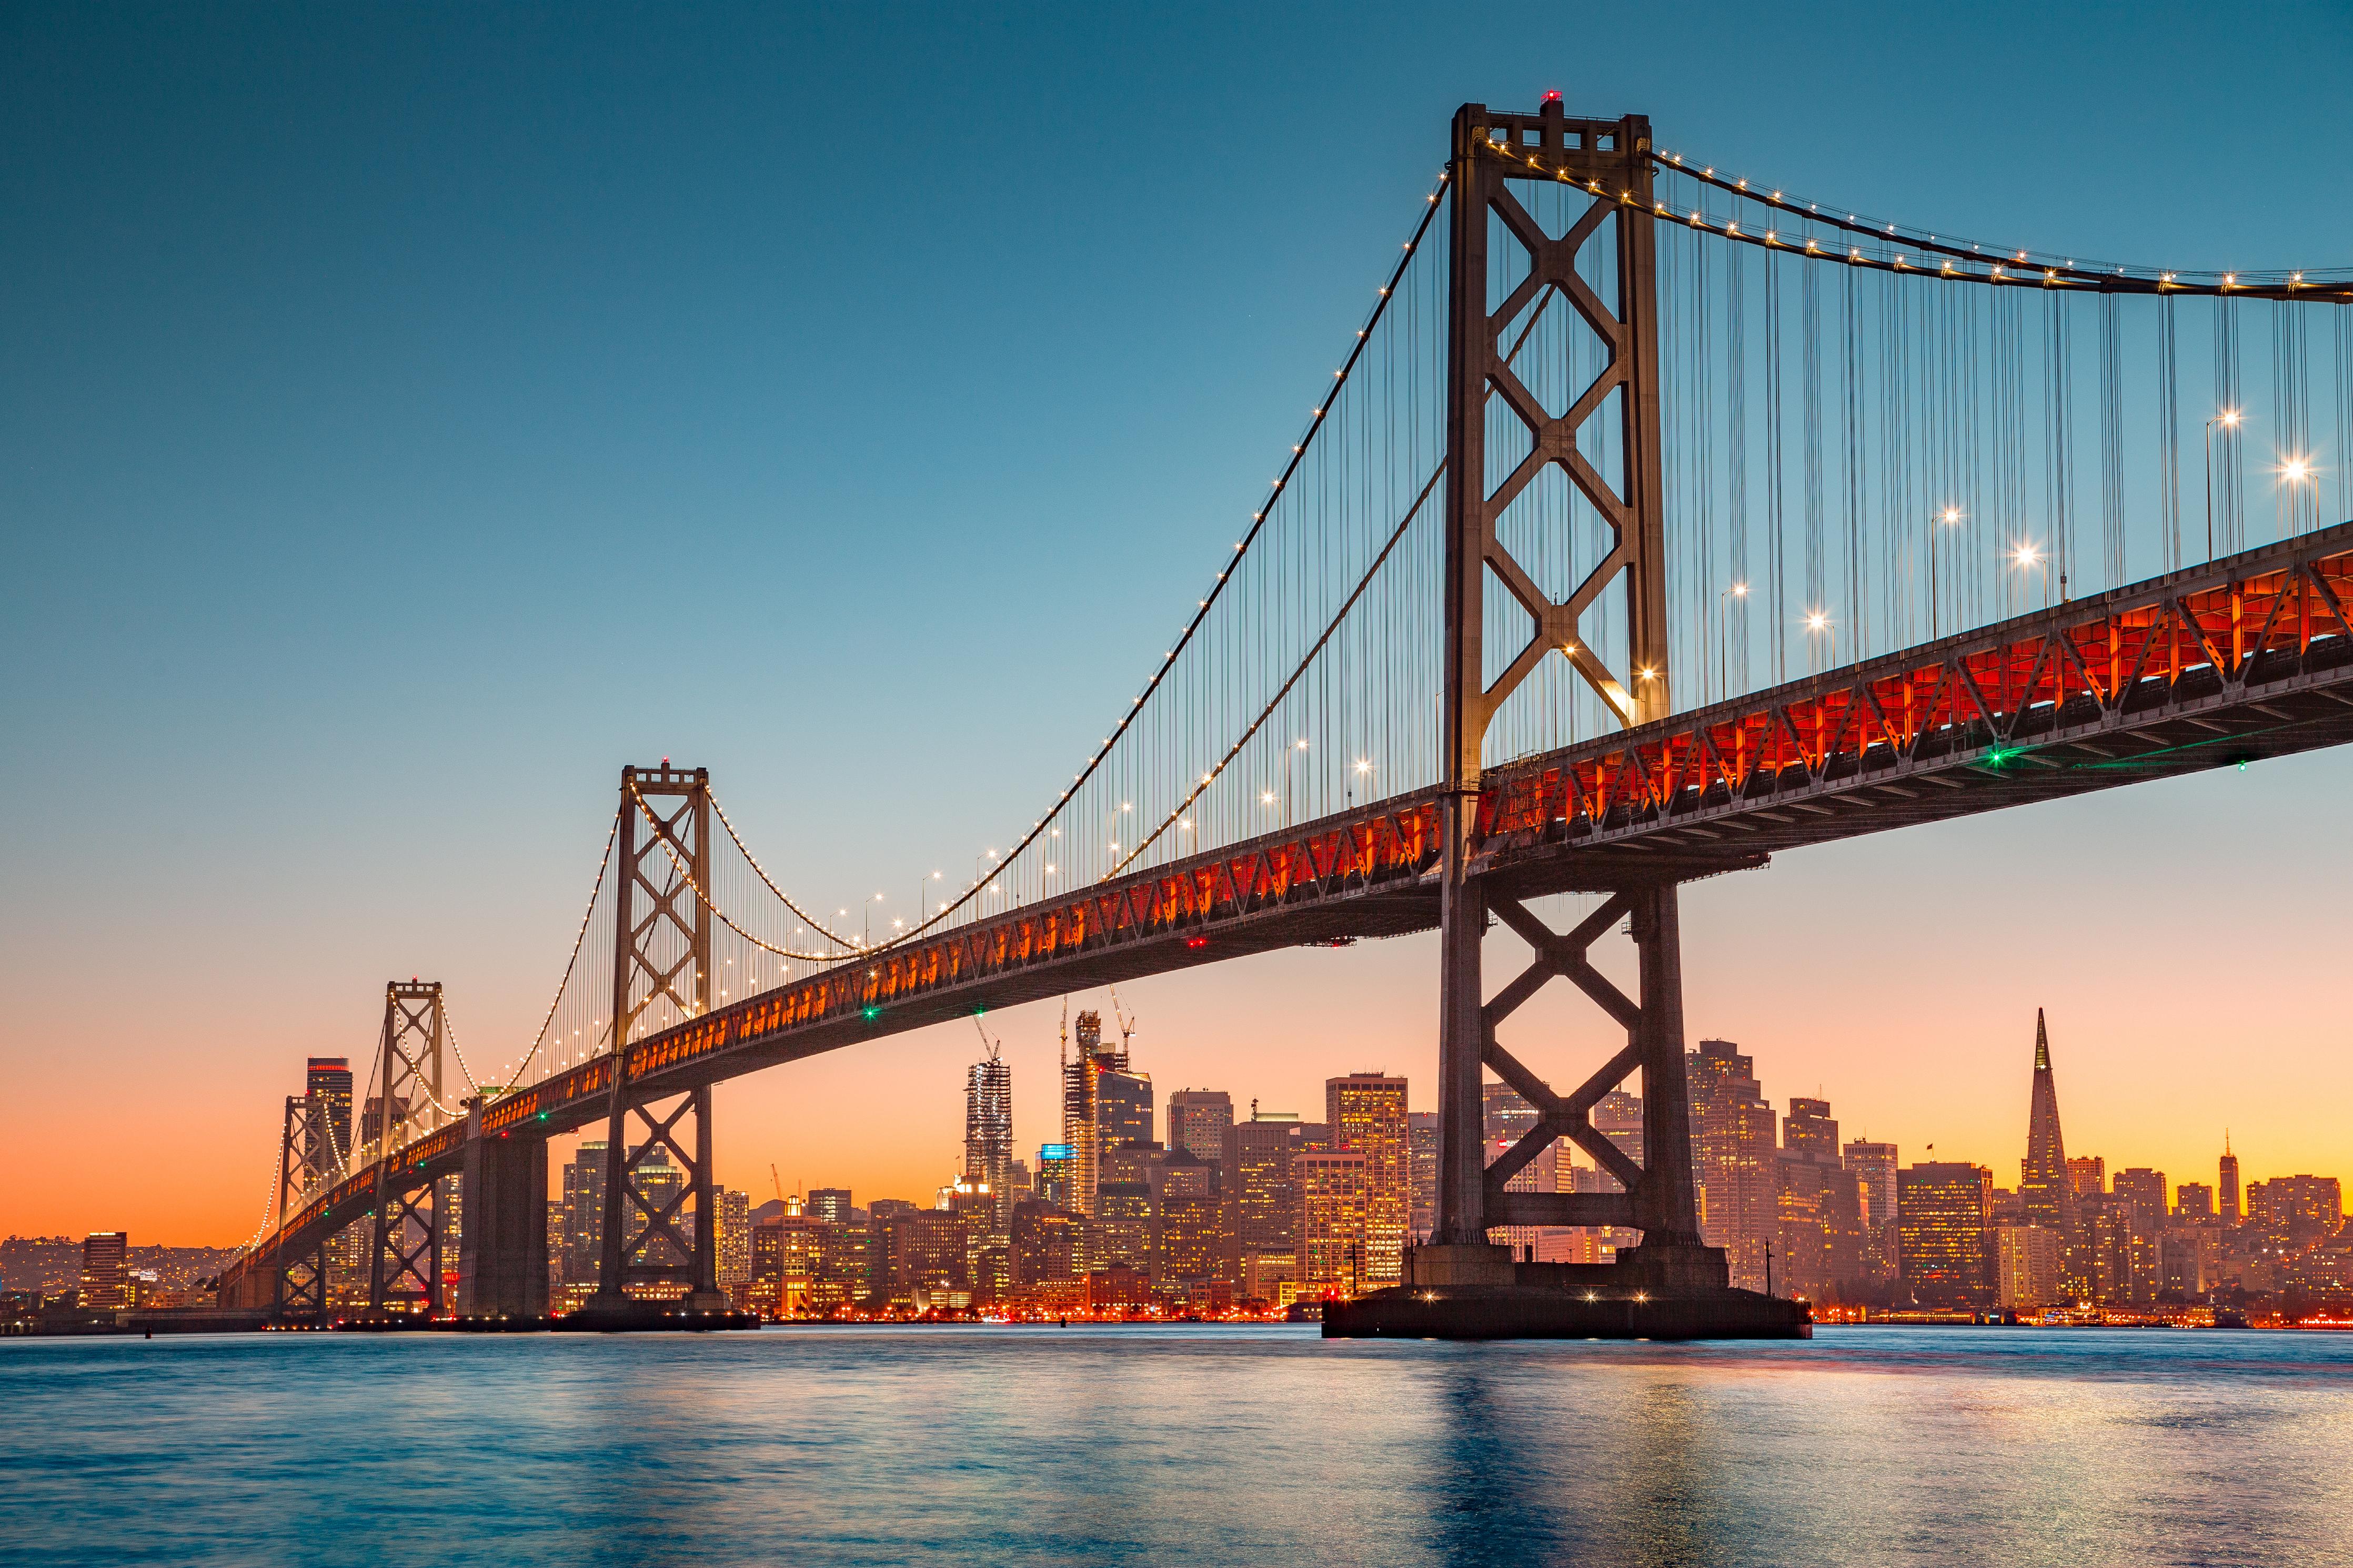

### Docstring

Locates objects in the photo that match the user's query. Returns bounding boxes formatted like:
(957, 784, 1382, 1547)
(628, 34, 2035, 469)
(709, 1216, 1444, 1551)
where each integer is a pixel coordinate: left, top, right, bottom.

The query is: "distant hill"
(2, 1237, 242, 1294)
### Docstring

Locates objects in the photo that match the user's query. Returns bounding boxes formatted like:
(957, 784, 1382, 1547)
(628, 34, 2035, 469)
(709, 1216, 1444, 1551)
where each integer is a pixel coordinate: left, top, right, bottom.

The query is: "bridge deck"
(223, 522, 2353, 1296)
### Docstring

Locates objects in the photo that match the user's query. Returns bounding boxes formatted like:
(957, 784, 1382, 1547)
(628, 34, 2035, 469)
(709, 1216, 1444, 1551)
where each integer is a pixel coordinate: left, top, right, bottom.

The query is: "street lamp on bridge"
(2205, 407, 2243, 561)
(1929, 507, 1963, 640)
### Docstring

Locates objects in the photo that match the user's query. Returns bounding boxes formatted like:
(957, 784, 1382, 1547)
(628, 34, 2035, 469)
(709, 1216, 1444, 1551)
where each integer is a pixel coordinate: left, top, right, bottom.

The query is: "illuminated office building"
(1327, 1074, 1406, 1285)
(1299, 1149, 1371, 1297)
(1167, 1090, 1234, 1176)
(1898, 1161, 1994, 1309)
(80, 1232, 129, 1314)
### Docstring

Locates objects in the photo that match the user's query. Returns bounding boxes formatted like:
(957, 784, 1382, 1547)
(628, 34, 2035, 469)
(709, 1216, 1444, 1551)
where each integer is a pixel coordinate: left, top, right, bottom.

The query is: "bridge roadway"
(224, 521, 2353, 1295)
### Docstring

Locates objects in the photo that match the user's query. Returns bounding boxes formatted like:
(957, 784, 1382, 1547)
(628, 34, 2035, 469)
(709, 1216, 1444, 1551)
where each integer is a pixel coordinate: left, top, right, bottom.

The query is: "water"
(4, 1324, 2350, 1566)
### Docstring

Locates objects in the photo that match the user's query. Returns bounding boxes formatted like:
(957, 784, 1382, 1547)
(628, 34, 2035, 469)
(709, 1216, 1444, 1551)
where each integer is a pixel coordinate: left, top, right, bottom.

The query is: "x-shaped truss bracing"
(1474, 888, 1698, 1242)
(369, 1177, 440, 1314)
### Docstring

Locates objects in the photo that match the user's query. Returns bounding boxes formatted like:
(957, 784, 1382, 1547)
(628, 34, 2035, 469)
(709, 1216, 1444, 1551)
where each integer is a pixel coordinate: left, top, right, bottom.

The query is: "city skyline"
(6, 5, 2352, 1248)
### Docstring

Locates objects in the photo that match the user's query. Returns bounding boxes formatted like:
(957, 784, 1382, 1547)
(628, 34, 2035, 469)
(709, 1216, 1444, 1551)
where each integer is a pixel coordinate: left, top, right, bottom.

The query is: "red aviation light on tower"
(1541, 89, 1562, 103)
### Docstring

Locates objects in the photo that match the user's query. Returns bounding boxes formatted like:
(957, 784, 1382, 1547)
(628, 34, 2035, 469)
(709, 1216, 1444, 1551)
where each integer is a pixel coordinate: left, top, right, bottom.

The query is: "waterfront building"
(1299, 1149, 1371, 1297)
(1898, 1162, 1994, 1308)
(1095, 1182, 1153, 1272)
(1328, 1074, 1407, 1285)
(1995, 1223, 2064, 1310)
(883, 1210, 969, 1300)
(1690, 1039, 1778, 1292)
(1158, 1192, 1223, 1287)
(79, 1232, 128, 1314)
(1010, 1201, 1082, 1286)
(2159, 1231, 2211, 1298)
(715, 1187, 751, 1301)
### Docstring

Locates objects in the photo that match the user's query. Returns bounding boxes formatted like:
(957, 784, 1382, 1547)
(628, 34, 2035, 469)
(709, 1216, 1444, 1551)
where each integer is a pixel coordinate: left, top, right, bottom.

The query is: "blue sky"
(6, 2, 2351, 1236)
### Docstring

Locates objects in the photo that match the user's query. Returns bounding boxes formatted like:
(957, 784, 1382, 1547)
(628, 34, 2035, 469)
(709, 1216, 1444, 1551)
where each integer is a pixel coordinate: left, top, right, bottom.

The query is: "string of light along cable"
(628, 789, 851, 971)
(793, 167, 1457, 957)
(1476, 137, 2352, 299)
(1112, 457, 1445, 878)
(473, 809, 621, 1096)
(1643, 147, 2353, 294)
(708, 793, 859, 950)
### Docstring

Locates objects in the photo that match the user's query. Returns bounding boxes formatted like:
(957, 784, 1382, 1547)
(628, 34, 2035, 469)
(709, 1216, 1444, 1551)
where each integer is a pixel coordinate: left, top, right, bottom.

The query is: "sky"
(5, 2, 2352, 1243)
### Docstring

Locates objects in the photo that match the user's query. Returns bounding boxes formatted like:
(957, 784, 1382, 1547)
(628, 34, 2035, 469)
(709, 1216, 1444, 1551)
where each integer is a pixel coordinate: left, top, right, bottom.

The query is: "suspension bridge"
(215, 98, 2353, 1335)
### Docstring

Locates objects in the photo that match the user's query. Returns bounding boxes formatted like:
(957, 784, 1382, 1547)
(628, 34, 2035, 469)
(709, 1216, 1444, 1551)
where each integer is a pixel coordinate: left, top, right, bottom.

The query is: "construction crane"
(1107, 985, 1138, 1053)
(972, 1012, 1000, 1061)
(769, 1164, 786, 1206)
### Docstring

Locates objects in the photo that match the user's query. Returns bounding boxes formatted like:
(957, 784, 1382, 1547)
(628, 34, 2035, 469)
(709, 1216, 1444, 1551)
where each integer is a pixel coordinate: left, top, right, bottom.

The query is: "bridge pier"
(1339, 873, 1804, 1339)
(458, 1114, 548, 1319)
(1335, 98, 1801, 1339)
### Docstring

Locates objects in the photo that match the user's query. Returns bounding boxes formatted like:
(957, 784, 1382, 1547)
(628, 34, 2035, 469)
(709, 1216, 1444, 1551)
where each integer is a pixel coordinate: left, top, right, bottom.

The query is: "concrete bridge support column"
(458, 1118, 548, 1318)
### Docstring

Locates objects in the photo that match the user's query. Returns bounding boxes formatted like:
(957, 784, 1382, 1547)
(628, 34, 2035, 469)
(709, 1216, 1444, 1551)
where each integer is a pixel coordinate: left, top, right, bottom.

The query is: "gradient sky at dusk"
(6, 3, 2352, 1243)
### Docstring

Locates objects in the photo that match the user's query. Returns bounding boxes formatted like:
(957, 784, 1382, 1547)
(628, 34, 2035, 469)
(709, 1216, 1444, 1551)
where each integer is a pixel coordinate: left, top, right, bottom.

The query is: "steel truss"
(1474, 886, 1700, 1245)
(1432, 99, 1687, 1253)
(273, 1094, 329, 1320)
(368, 981, 447, 1314)
(592, 765, 724, 1309)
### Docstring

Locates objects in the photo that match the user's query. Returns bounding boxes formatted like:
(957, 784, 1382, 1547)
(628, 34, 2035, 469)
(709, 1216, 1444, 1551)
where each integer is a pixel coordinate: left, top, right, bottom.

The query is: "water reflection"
(2, 1327, 2349, 1567)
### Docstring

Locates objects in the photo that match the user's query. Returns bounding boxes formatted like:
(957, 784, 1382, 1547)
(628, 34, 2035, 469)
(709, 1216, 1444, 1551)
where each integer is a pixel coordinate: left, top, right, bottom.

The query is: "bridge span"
(217, 97, 2353, 1333)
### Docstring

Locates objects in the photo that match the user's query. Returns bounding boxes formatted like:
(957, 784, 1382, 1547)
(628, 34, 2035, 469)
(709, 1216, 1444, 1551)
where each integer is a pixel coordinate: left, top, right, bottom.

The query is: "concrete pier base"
(1325, 1242, 1810, 1340)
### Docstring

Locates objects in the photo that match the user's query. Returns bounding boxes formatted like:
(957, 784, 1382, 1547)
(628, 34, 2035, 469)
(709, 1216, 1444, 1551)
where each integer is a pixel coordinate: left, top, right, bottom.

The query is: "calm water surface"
(4, 1324, 2349, 1566)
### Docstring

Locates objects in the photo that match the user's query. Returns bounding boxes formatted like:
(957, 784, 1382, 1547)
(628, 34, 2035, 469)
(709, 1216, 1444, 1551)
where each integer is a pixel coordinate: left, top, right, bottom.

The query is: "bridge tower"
(271, 1093, 330, 1322)
(366, 979, 449, 1315)
(1419, 99, 1720, 1297)
(587, 763, 727, 1316)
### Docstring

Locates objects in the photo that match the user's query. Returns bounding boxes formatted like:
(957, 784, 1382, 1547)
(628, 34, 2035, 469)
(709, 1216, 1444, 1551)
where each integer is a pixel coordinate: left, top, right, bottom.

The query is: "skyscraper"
(965, 1049, 1013, 1228)
(1299, 1149, 1371, 1297)
(1690, 1040, 1778, 1291)
(2219, 1136, 2241, 1221)
(2068, 1157, 2106, 1200)
(1406, 1110, 1440, 1241)
(1782, 1098, 1840, 1165)
(2019, 1009, 2074, 1235)
(1328, 1074, 1407, 1286)
(304, 1058, 354, 1179)
(1061, 1009, 1149, 1217)
(2112, 1169, 2168, 1227)
(1225, 1111, 1306, 1274)
(807, 1188, 852, 1225)
(1843, 1140, 1898, 1229)
(562, 1140, 608, 1283)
